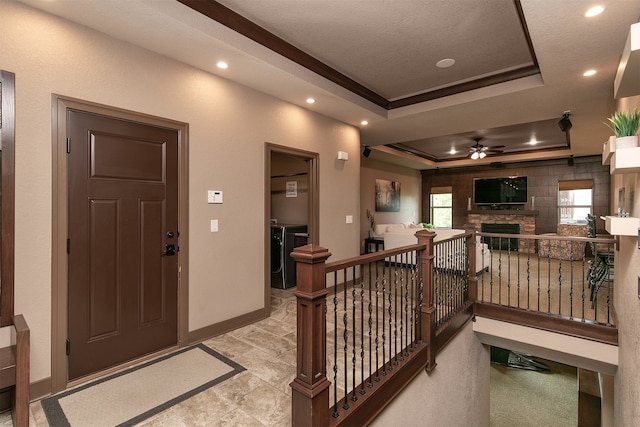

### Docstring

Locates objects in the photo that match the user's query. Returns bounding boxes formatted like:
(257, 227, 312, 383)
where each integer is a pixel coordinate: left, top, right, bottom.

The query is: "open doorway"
(264, 144, 318, 307)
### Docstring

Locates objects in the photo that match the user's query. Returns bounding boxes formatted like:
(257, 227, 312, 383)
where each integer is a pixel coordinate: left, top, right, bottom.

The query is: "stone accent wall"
(467, 211, 537, 253)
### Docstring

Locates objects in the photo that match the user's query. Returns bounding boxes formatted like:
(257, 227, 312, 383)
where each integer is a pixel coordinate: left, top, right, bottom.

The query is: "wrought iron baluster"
(526, 247, 531, 311)
(537, 243, 542, 311)
(507, 238, 512, 307)
(389, 255, 396, 369)
(557, 259, 563, 316)
(381, 258, 387, 377)
(417, 253, 424, 344)
(375, 260, 380, 382)
(547, 244, 552, 314)
(351, 267, 357, 402)
(367, 261, 373, 388)
(497, 241, 503, 306)
(409, 251, 416, 350)
(581, 257, 587, 322)
(359, 264, 365, 395)
(404, 252, 409, 358)
(332, 271, 339, 418)
(399, 252, 405, 361)
(342, 268, 349, 410)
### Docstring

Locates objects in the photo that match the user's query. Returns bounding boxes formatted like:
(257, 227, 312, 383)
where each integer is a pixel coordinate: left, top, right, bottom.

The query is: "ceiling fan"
(469, 137, 505, 159)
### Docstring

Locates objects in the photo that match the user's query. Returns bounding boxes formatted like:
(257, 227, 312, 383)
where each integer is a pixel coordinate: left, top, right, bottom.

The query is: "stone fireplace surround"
(466, 210, 537, 253)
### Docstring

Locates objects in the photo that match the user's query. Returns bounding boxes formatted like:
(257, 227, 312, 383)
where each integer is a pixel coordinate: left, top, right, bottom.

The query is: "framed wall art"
(375, 179, 400, 212)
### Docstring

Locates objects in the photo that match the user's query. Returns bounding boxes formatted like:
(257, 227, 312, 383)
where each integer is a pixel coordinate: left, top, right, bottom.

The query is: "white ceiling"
(17, 0, 640, 169)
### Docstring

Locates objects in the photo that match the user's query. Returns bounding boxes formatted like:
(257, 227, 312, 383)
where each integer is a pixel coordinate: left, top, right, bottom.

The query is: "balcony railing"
(475, 232, 617, 345)
(289, 228, 618, 426)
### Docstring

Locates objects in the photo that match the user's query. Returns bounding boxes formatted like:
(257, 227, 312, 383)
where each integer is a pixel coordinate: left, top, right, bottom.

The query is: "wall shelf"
(605, 216, 640, 236)
(609, 147, 640, 174)
(602, 135, 640, 173)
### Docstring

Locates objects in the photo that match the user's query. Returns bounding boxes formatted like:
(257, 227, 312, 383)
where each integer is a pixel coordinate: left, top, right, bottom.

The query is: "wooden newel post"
(415, 230, 437, 372)
(289, 244, 331, 427)
(464, 225, 478, 303)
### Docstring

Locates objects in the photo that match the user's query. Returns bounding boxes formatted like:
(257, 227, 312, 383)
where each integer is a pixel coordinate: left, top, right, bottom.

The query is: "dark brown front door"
(67, 110, 179, 380)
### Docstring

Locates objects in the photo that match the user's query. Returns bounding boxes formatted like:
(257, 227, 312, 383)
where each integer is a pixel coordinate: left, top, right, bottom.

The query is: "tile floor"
(3, 287, 298, 426)
(0, 283, 582, 426)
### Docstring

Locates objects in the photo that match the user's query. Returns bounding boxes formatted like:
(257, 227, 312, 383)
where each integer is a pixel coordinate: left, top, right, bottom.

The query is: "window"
(558, 180, 593, 224)
(430, 186, 452, 228)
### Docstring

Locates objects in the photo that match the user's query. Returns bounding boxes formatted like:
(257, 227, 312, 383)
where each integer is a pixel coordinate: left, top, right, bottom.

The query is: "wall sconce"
(337, 151, 349, 161)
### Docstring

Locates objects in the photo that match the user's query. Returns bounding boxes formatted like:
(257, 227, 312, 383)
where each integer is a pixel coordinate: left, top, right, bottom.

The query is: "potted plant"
(606, 109, 640, 149)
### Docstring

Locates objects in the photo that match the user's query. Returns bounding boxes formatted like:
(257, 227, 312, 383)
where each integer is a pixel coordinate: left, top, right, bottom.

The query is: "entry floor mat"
(42, 344, 245, 426)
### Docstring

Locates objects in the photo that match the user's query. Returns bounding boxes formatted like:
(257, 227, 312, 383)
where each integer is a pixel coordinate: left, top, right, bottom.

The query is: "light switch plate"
(210, 219, 218, 232)
(346, 215, 353, 224)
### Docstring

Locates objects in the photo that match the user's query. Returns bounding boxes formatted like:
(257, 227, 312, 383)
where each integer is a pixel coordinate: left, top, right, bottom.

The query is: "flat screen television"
(474, 176, 528, 205)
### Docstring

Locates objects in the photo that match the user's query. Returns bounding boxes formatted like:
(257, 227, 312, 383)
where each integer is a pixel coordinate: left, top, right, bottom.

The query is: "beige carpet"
(41, 344, 244, 426)
(491, 358, 578, 427)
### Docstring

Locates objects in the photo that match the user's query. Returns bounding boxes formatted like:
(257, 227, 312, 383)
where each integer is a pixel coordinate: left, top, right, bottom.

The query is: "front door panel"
(67, 110, 178, 380)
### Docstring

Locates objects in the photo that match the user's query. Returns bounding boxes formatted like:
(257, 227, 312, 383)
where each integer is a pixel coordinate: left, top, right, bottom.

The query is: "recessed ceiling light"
(585, 6, 604, 17)
(306, 98, 315, 104)
(360, 120, 369, 126)
(436, 58, 456, 69)
(583, 69, 597, 77)
(216, 61, 228, 69)
(529, 138, 538, 145)
(449, 148, 457, 154)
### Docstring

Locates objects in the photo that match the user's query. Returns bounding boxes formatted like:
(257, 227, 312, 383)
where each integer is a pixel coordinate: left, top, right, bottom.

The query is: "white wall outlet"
(210, 219, 219, 232)
(207, 190, 223, 204)
(346, 215, 353, 224)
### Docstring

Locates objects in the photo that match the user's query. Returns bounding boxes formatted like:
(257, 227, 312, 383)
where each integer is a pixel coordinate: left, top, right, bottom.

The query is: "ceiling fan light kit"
(469, 137, 503, 159)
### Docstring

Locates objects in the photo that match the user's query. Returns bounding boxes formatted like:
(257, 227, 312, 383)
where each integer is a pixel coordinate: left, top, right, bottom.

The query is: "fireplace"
(467, 210, 536, 254)
(481, 223, 520, 251)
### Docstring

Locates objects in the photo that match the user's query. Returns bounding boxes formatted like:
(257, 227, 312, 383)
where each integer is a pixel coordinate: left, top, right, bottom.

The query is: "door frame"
(264, 143, 319, 310)
(51, 96, 189, 393)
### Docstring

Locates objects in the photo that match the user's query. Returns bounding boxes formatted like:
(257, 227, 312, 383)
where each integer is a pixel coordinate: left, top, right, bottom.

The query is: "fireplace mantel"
(467, 210, 539, 216)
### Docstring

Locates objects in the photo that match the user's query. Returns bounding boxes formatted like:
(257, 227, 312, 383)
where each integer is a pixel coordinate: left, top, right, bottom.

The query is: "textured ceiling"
(217, 0, 535, 101)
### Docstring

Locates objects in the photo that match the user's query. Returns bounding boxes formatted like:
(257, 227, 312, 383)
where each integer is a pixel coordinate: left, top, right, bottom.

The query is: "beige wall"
(372, 322, 491, 427)
(0, 0, 361, 382)
(360, 157, 422, 241)
(613, 96, 640, 425)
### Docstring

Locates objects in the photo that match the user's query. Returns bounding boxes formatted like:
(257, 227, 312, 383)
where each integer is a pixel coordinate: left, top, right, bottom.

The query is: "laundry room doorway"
(265, 144, 318, 305)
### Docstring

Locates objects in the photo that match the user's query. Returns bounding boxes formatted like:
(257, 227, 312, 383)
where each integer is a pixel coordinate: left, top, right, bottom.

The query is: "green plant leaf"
(605, 110, 640, 137)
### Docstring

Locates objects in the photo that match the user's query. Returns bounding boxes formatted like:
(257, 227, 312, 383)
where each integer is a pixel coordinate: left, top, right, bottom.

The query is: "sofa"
(373, 224, 491, 273)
